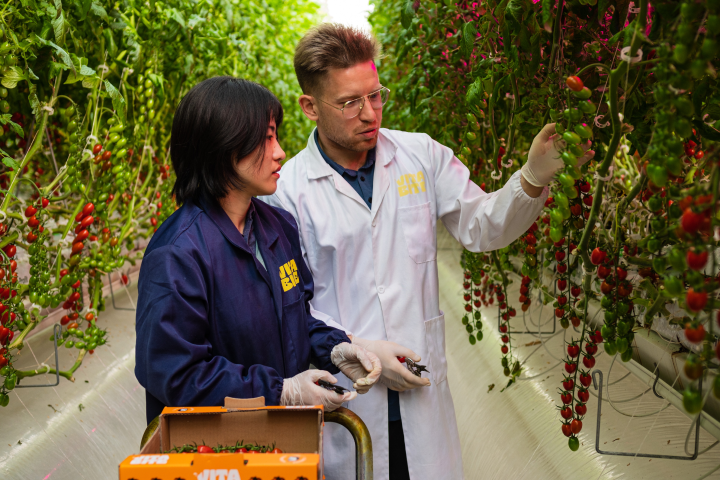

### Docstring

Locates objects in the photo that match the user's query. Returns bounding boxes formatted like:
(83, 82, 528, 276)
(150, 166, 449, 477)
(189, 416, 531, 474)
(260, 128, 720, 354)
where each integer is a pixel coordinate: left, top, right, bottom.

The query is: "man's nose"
(358, 98, 377, 123)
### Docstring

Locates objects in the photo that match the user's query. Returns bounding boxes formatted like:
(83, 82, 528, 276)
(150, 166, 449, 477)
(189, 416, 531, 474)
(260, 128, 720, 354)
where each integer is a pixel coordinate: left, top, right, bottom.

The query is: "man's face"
(314, 61, 382, 152)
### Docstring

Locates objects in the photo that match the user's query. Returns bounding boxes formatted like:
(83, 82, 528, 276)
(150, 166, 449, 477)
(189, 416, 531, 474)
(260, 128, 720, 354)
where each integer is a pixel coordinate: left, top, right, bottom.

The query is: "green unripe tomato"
(561, 151, 577, 166)
(578, 100, 595, 114)
(673, 44, 689, 64)
(701, 39, 718, 60)
(549, 227, 563, 243)
(572, 87, 592, 100)
(0, 87, 7, 98)
(557, 172, 575, 187)
(562, 131, 581, 144)
(707, 15, 720, 35)
(604, 341, 617, 356)
(0, 393, 8, 407)
(466, 131, 476, 141)
(563, 183, 579, 198)
(652, 256, 666, 273)
(620, 347, 633, 362)
(574, 124, 592, 139)
(67, 120, 78, 132)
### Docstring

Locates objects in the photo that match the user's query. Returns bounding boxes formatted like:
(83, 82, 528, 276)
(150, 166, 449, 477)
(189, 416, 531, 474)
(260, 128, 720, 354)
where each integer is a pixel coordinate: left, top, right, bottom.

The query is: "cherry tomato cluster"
(166, 441, 284, 455)
(377, 0, 719, 453)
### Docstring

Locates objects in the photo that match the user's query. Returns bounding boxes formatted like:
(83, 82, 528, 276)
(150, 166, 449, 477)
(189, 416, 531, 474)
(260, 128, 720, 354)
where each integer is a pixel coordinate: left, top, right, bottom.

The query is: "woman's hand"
(280, 370, 356, 411)
(352, 337, 431, 391)
(330, 342, 382, 393)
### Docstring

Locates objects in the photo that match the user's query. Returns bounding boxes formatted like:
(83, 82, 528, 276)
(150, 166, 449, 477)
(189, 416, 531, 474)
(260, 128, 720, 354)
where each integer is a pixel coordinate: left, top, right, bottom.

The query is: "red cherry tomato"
(684, 324, 705, 343)
(571, 419, 583, 434)
(82, 203, 95, 216)
(24, 205, 37, 218)
(566, 76, 584, 92)
(93, 144, 103, 154)
(75, 229, 89, 242)
(80, 215, 94, 229)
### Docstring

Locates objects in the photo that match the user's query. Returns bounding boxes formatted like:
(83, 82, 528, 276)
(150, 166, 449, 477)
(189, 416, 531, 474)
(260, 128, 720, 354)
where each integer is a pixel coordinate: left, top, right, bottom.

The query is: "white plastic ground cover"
(0, 280, 145, 479)
(2, 228, 720, 479)
(437, 226, 720, 479)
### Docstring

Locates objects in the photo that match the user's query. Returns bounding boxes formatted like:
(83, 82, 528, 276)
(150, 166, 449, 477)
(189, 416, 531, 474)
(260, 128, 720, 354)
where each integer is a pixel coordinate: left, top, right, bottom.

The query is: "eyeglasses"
(319, 86, 391, 119)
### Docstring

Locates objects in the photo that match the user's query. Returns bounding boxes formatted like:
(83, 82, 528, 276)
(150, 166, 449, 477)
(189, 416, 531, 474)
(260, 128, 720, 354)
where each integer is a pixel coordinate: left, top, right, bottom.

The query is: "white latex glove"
(330, 342, 382, 394)
(280, 370, 356, 411)
(352, 337, 431, 392)
(520, 123, 595, 187)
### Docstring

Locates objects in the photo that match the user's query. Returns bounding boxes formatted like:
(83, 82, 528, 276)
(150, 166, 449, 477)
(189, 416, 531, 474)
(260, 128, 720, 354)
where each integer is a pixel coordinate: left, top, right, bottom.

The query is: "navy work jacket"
(135, 196, 350, 423)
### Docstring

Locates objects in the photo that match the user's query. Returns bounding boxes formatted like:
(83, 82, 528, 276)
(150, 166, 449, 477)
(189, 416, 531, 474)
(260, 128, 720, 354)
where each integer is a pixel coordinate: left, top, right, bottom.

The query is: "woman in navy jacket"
(135, 77, 381, 423)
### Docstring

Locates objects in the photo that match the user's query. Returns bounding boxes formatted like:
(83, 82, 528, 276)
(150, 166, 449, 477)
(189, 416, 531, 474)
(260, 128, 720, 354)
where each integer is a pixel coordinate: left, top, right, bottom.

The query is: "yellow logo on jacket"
(397, 171, 426, 197)
(279, 259, 299, 292)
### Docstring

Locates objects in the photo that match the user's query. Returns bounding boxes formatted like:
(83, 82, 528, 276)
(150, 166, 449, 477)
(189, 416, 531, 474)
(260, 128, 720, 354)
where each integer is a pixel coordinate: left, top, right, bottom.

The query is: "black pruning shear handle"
(315, 379, 351, 395)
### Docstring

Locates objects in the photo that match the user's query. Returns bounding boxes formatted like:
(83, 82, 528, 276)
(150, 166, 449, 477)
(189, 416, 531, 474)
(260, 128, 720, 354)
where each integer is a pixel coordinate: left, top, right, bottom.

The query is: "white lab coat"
(263, 128, 548, 480)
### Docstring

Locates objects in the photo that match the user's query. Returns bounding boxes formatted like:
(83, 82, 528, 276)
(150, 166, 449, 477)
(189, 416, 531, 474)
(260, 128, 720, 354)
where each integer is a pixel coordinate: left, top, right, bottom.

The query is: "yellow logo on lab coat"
(397, 171, 426, 197)
(279, 259, 299, 292)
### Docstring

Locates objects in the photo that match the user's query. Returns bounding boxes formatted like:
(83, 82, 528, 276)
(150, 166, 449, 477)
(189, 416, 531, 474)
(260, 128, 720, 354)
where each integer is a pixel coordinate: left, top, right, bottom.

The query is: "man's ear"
(298, 94, 320, 122)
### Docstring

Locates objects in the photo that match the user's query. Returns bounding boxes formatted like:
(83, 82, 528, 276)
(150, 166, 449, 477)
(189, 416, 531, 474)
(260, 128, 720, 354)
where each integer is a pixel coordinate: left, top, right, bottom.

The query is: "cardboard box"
(119, 397, 323, 480)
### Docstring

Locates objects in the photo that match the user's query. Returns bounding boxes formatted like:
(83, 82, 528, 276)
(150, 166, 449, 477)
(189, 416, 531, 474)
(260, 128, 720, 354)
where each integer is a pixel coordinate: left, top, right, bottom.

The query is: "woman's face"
(235, 119, 286, 196)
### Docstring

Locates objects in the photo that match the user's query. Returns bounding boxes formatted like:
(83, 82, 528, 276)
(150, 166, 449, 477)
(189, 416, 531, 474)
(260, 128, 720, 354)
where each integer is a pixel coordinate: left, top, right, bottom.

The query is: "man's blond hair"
(294, 23, 381, 95)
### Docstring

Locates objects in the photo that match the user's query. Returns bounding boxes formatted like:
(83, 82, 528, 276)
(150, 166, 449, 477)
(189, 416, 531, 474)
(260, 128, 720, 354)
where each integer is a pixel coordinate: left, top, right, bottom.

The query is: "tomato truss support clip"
(591, 369, 700, 460)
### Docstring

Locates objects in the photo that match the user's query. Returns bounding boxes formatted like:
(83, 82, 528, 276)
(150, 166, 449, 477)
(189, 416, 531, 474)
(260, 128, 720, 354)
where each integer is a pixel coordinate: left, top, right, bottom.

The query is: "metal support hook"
(16, 324, 61, 388)
(652, 363, 663, 399)
(108, 273, 134, 311)
(591, 369, 700, 460)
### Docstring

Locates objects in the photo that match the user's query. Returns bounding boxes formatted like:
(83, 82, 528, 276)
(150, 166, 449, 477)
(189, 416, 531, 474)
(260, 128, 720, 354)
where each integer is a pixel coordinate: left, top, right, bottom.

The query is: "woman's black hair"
(170, 76, 284, 204)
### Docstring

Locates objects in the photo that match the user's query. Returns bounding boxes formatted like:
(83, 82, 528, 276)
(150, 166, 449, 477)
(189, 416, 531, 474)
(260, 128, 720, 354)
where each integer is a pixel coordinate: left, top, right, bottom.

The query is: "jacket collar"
(305, 127, 398, 180)
(196, 195, 279, 253)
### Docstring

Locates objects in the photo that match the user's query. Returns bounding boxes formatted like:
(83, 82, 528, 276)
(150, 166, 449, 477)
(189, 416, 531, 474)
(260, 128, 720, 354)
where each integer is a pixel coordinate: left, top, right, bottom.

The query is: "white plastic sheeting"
(0, 280, 145, 479)
(437, 227, 720, 480)
(1, 228, 720, 479)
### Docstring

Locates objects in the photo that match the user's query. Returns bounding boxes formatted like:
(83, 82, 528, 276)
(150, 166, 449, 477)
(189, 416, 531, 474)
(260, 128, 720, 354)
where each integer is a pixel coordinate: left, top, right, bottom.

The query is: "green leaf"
(466, 77, 484, 106)
(703, 103, 720, 120)
(1, 66, 26, 89)
(506, 0, 524, 23)
(542, 0, 554, 28)
(693, 119, 720, 141)
(460, 22, 477, 59)
(89, 2, 109, 22)
(170, 8, 186, 28)
(495, 0, 510, 26)
(598, 0, 611, 23)
(35, 35, 75, 76)
(0, 114, 24, 137)
(104, 80, 126, 123)
(82, 75, 100, 89)
(52, 8, 65, 42)
(2, 157, 19, 170)
(401, 1, 414, 29)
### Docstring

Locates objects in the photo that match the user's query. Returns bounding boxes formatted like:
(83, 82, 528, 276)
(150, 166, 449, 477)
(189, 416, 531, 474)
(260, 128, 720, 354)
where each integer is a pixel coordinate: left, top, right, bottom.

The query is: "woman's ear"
(298, 94, 319, 122)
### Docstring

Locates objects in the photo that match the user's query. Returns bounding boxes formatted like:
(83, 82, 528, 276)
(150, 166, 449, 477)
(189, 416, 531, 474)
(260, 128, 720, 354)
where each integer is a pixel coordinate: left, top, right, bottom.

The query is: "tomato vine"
(0, 0, 319, 408)
(371, 0, 720, 450)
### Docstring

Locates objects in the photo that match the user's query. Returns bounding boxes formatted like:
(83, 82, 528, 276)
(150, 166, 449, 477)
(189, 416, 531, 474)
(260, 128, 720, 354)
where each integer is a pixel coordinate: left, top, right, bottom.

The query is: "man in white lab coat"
(263, 23, 593, 480)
